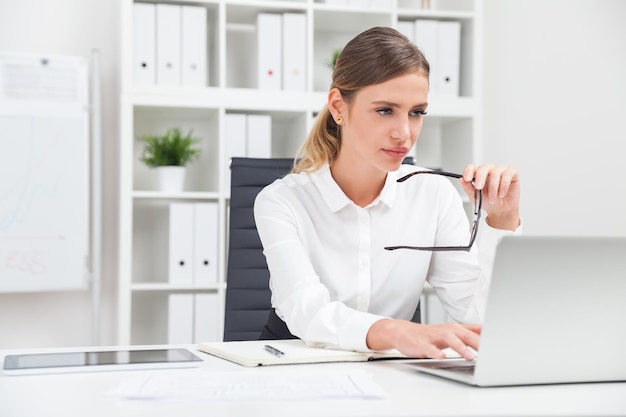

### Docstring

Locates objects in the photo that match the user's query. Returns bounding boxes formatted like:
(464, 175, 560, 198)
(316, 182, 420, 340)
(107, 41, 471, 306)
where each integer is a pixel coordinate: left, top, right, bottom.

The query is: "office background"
(0, 0, 624, 349)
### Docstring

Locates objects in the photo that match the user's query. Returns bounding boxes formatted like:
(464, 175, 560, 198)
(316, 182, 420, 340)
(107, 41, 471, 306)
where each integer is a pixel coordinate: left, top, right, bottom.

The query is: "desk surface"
(1, 345, 625, 417)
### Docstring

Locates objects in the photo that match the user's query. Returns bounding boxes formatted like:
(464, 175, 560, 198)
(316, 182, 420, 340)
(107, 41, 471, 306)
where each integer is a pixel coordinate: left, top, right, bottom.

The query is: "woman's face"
(336, 71, 429, 174)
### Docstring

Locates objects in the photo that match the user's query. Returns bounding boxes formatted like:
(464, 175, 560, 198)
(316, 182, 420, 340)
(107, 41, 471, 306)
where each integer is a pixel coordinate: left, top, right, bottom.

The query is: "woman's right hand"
(366, 318, 481, 361)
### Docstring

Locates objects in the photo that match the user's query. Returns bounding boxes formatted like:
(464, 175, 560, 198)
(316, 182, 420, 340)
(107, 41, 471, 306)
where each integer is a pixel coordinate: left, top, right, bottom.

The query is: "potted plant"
(137, 127, 201, 192)
(327, 48, 342, 71)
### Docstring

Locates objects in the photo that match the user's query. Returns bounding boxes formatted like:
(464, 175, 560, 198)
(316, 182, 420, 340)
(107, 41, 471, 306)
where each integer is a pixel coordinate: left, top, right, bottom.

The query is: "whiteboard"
(0, 53, 89, 292)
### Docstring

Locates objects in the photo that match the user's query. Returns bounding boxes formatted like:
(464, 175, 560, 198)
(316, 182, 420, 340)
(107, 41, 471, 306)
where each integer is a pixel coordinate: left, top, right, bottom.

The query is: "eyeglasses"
(384, 170, 482, 252)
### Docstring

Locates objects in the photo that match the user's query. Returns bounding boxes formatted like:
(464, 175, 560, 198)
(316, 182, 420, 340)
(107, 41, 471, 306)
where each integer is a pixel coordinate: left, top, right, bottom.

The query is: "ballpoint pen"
(264, 344, 285, 358)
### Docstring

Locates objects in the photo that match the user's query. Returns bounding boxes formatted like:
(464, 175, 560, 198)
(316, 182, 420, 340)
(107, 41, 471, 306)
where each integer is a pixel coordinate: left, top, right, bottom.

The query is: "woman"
(254, 27, 521, 360)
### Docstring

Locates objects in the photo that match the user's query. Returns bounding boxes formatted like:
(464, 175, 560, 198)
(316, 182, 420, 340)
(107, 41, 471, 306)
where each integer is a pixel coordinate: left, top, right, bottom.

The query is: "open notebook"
(197, 339, 462, 367)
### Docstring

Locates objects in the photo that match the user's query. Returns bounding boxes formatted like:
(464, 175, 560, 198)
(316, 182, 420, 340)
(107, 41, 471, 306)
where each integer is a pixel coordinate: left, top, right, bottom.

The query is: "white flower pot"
(157, 166, 186, 192)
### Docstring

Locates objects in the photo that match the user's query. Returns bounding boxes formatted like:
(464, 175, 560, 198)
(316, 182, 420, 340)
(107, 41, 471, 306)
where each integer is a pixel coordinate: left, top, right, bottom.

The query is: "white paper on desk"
(113, 370, 385, 401)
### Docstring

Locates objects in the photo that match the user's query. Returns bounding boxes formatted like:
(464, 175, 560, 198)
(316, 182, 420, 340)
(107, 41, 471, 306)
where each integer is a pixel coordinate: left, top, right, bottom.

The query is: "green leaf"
(327, 48, 342, 70)
(137, 128, 201, 167)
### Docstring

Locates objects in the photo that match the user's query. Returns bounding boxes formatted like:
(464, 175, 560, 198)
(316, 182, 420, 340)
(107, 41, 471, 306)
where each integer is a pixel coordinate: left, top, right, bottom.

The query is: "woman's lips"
(383, 148, 408, 158)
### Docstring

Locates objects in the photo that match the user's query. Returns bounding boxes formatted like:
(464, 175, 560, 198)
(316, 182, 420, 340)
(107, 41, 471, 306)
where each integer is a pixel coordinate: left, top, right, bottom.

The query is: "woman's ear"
(327, 88, 344, 121)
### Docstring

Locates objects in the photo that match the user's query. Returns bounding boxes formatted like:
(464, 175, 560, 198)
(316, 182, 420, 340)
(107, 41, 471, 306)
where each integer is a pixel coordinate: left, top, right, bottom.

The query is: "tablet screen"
(3, 348, 203, 375)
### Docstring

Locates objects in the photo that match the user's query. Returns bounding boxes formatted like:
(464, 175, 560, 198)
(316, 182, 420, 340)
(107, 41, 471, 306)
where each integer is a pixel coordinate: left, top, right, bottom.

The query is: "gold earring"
(336, 116, 343, 124)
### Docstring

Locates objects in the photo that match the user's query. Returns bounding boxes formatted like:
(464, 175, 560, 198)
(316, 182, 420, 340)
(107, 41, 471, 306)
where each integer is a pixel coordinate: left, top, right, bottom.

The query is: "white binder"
(193, 202, 218, 284)
(282, 13, 306, 91)
(396, 20, 415, 44)
(132, 3, 156, 85)
(194, 293, 220, 342)
(156, 4, 181, 85)
(246, 114, 272, 158)
(181, 5, 207, 87)
(414, 19, 439, 96)
(224, 113, 247, 192)
(168, 294, 194, 344)
(257, 13, 282, 90)
(436, 21, 461, 97)
(168, 202, 194, 284)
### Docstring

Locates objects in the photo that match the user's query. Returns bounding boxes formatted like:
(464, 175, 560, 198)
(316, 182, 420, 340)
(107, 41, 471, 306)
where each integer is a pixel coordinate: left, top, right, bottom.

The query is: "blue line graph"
(0, 116, 82, 237)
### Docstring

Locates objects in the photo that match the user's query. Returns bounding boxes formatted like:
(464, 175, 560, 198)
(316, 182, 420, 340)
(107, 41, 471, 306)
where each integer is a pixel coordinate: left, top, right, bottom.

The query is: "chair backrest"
(223, 157, 420, 342)
(223, 157, 295, 341)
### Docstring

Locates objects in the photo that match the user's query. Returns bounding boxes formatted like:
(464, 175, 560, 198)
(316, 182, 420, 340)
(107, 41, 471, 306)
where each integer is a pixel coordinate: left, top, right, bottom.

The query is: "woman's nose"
(392, 116, 412, 141)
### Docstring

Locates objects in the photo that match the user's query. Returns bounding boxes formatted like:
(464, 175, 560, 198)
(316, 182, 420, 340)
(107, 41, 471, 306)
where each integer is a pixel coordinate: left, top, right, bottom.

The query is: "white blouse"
(254, 163, 521, 352)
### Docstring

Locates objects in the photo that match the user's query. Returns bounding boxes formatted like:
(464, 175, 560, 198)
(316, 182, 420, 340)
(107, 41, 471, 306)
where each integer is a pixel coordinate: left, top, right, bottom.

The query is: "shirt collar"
(310, 163, 401, 212)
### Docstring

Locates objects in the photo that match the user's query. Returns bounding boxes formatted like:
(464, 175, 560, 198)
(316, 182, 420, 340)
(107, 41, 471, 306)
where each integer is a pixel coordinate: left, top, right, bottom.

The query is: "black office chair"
(223, 157, 420, 342)
(223, 157, 295, 341)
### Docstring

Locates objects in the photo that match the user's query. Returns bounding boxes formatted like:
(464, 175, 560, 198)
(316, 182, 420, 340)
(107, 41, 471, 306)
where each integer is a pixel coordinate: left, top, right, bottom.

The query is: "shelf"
(133, 191, 220, 200)
(126, 87, 327, 112)
(131, 282, 225, 292)
(312, 2, 393, 13)
(118, 0, 483, 346)
(397, 0, 476, 13)
(226, 1, 308, 23)
(126, 87, 475, 117)
(396, 9, 475, 20)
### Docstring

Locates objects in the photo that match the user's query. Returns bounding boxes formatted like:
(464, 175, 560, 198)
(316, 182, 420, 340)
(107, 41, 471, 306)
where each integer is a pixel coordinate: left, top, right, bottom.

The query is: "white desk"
(1, 345, 625, 417)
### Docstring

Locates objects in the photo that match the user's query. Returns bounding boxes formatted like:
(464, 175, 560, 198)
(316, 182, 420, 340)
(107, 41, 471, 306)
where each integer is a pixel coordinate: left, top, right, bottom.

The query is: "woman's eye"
(376, 108, 427, 117)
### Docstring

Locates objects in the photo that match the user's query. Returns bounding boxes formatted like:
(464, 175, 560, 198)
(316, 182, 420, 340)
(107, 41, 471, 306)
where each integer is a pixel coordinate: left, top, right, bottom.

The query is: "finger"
(498, 166, 519, 199)
(473, 164, 495, 190)
(442, 334, 476, 361)
(459, 179, 476, 203)
(486, 166, 506, 204)
(460, 164, 476, 203)
(462, 164, 476, 183)
(462, 323, 482, 335)
(458, 328, 481, 352)
(424, 346, 447, 360)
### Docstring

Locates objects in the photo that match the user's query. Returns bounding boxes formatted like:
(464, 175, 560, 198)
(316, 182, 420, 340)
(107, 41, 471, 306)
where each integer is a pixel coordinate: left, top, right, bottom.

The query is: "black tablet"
(3, 348, 203, 375)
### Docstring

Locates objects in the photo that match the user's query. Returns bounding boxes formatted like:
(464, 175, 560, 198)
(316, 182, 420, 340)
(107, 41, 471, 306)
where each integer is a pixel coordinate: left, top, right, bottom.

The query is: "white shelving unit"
(118, 0, 483, 345)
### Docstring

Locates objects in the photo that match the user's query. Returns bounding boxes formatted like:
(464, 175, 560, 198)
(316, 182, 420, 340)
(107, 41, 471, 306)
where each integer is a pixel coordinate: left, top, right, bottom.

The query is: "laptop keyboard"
(437, 364, 476, 375)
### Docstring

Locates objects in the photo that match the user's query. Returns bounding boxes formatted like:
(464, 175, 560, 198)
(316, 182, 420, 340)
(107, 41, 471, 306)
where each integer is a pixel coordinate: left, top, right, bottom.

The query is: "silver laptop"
(408, 236, 626, 387)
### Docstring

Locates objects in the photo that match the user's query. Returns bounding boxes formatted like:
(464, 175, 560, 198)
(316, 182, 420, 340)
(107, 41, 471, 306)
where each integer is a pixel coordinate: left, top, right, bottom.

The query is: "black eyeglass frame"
(384, 170, 483, 252)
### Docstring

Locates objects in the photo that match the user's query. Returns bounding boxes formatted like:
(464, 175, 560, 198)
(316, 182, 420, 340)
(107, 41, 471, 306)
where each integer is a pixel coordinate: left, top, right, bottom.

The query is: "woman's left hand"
(460, 164, 521, 231)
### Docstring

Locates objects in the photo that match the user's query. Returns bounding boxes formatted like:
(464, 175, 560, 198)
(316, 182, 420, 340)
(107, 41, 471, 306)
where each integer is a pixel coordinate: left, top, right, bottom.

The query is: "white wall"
(0, 0, 120, 348)
(0, 0, 624, 348)
(483, 0, 626, 236)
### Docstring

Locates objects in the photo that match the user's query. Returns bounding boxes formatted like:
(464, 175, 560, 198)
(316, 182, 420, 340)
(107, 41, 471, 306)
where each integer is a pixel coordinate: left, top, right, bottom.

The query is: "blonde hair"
(293, 26, 430, 173)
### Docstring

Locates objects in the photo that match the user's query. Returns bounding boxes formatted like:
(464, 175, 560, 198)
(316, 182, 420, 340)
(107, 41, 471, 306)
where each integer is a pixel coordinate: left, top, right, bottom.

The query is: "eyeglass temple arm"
(397, 170, 466, 183)
(384, 245, 472, 252)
